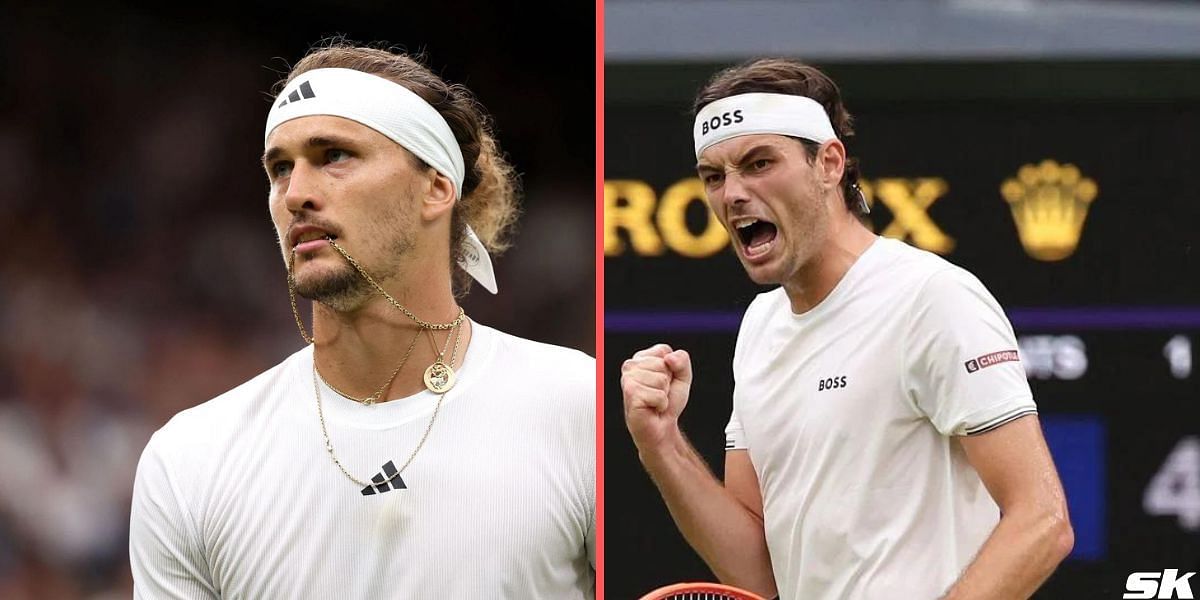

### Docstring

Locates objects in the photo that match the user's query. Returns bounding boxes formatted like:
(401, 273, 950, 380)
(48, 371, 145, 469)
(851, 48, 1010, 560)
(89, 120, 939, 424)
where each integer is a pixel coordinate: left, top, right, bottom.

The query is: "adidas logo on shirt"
(276, 80, 316, 108)
(360, 460, 407, 496)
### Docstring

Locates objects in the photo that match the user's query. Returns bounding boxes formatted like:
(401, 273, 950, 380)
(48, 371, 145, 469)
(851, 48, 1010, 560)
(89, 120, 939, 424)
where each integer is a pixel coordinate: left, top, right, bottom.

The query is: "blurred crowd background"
(0, 2, 593, 597)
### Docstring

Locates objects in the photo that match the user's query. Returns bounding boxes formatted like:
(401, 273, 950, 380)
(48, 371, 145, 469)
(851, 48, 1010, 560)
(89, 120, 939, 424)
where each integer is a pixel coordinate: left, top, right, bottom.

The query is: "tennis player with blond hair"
(622, 58, 1072, 600)
(130, 43, 595, 598)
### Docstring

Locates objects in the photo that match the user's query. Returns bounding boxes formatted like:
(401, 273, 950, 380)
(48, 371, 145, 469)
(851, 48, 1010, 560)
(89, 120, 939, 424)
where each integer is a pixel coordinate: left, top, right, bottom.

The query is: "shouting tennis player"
(129, 43, 595, 598)
(621, 58, 1072, 599)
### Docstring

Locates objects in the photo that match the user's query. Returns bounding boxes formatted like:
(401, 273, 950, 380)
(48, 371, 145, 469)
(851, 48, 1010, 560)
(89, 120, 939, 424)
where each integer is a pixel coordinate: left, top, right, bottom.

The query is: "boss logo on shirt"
(965, 350, 1020, 373)
(817, 376, 847, 391)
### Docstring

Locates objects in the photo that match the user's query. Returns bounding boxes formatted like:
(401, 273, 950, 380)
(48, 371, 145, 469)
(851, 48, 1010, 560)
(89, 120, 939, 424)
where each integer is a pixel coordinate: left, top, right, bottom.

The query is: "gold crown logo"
(1000, 159, 1098, 261)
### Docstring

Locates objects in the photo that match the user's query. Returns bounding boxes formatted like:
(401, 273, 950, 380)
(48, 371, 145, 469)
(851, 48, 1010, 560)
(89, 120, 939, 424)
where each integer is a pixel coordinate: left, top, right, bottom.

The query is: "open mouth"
(734, 218, 778, 258)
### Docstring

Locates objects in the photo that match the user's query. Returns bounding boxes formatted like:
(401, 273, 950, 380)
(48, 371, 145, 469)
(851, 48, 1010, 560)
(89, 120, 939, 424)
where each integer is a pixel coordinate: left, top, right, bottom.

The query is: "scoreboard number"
(1018, 335, 1087, 380)
(1143, 436, 1200, 531)
(1163, 335, 1192, 379)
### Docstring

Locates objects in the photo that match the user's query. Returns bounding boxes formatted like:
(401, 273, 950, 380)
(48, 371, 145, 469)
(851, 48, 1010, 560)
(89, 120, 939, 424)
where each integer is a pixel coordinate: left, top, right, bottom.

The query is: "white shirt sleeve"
(904, 267, 1037, 436)
(726, 298, 758, 452)
(725, 409, 748, 451)
(129, 432, 219, 599)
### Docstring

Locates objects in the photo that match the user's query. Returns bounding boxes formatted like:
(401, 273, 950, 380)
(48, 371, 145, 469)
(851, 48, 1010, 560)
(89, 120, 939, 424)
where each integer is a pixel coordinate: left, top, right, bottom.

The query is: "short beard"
(294, 262, 373, 312)
(287, 207, 416, 313)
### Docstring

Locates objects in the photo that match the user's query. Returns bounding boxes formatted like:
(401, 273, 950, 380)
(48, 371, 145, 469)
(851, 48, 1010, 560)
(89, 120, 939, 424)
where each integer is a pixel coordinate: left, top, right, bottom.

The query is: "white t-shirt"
(130, 322, 595, 599)
(726, 237, 1035, 600)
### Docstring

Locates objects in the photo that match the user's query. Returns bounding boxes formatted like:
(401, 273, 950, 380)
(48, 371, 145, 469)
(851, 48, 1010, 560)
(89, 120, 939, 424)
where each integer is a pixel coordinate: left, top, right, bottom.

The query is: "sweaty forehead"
(697, 133, 798, 167)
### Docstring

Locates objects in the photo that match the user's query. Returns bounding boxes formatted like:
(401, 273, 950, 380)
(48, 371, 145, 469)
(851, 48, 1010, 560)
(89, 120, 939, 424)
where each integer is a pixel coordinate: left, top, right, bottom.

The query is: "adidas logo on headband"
(276, 80, 316, 108)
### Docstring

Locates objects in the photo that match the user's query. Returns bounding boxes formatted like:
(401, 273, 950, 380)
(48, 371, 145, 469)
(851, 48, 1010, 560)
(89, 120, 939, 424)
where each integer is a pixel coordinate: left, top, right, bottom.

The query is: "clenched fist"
(621, 344, 693, 454)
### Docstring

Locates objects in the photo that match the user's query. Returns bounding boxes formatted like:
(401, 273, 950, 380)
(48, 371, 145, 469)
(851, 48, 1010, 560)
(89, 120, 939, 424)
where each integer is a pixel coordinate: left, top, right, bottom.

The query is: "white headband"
(265, 67, 498, 294)
(694, 92, 837, 158)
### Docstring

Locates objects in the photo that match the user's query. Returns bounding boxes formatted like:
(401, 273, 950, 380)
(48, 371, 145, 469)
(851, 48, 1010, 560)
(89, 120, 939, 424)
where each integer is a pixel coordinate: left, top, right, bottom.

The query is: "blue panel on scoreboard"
(1041, 414, 1106, 561)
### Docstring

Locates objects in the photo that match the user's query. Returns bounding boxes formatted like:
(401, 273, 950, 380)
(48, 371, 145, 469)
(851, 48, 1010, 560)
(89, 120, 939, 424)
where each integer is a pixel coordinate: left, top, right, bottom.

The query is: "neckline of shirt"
(302, 320, 498, 429)
(789, 235, 884, 323)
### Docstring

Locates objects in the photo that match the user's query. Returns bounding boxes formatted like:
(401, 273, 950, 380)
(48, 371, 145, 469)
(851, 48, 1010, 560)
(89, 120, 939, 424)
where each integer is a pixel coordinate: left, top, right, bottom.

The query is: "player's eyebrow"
(262, 135, 357, 166)
(695, 144, 779, 172)
(732, 144, 779, 166)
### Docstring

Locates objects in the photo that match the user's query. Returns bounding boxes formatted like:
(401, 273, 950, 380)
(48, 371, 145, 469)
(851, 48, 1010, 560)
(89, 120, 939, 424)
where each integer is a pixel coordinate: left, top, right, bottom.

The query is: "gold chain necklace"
(315, 324, 425, 406)
(313, 318, 467, 488)
(286, 237, 470, 487)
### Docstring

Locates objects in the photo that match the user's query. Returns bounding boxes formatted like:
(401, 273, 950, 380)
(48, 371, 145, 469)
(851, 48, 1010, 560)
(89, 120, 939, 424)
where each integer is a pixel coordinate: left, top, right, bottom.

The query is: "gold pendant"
(423, 361, 456, 393)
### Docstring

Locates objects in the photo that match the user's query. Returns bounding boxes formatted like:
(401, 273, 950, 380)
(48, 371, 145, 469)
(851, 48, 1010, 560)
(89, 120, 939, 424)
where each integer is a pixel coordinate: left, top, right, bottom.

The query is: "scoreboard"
(604, 61, 1200, 598)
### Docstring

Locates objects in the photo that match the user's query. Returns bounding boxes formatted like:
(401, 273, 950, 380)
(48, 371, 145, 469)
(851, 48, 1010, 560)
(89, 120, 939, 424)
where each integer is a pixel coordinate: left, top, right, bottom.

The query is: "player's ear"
(817, 140, 846, 191)
(421, 169, 456, 222)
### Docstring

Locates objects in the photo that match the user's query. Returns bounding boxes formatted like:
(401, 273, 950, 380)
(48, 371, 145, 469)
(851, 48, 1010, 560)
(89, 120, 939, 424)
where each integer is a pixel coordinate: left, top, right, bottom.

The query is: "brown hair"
(277, 40, 521, 295)
(694, 58, 865, 215)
